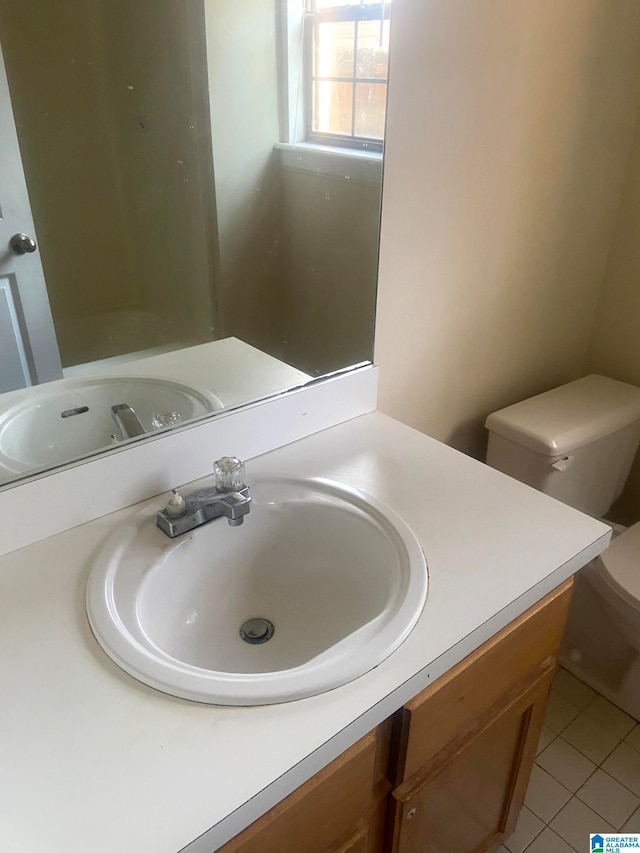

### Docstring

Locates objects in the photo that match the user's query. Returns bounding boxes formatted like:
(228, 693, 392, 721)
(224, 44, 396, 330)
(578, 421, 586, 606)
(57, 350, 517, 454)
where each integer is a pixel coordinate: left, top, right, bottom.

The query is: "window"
(306, 1, 391, 151)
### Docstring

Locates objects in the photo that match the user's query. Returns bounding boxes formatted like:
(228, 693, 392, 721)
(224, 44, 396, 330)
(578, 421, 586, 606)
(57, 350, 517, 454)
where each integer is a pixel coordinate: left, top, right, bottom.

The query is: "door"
(387, 662, 555, 853)
(0, 42, 62, 392)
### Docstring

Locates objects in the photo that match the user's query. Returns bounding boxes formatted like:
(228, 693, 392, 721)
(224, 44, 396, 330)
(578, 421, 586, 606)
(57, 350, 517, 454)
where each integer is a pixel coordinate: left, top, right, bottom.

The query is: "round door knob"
(9, 233, 37, 255)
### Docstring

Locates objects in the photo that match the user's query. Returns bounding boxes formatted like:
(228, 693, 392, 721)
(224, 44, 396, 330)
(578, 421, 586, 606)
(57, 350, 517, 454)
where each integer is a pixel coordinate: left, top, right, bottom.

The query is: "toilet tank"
(485, 375, 640, 516)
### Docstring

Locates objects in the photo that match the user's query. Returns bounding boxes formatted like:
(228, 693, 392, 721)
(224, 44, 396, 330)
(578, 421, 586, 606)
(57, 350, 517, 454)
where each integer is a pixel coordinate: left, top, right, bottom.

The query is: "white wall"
(375, 0, 640, 461)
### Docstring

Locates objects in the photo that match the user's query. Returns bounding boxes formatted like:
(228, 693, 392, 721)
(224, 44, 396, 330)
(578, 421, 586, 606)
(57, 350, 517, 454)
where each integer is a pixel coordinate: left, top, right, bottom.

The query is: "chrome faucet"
(156, 457, 251, 537)
(111, 403, 146, 439)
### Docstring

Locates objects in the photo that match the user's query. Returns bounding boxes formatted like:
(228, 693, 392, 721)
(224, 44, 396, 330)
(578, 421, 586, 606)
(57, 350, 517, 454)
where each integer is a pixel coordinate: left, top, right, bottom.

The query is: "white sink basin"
(86, 476, 428, 705)
(0, 375, 222, 475)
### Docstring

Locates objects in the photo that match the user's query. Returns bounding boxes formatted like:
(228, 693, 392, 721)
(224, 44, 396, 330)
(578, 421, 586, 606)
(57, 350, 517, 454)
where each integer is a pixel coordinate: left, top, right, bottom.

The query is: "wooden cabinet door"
(330, 821, 368, 853)
(218, 720, 391, 853)
(393, 580, 572, 784)
(387, 660, 555, 853)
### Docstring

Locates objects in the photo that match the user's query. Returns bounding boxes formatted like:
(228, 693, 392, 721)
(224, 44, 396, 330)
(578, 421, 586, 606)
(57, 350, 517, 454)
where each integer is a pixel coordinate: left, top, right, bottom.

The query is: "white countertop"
(0, 412, 610, 853)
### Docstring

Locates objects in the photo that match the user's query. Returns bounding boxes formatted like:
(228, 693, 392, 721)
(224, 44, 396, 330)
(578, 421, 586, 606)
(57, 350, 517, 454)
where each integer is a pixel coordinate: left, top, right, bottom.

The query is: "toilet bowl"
(589, 522, 640, 651)
(564, 530, 640, 717)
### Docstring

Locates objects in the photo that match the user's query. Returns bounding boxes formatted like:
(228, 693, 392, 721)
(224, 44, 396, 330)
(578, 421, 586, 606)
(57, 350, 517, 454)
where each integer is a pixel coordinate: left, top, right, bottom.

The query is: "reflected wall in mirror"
(0, 0, 386, 486)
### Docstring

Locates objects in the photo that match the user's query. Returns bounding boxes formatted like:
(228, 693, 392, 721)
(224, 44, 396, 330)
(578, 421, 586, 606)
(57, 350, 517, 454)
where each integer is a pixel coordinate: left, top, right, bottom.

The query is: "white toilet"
(485, 374, 640, 717)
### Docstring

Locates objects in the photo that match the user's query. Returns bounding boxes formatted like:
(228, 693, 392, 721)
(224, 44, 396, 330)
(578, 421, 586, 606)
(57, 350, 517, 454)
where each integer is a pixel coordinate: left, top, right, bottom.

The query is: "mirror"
(0, 0, 386, 487)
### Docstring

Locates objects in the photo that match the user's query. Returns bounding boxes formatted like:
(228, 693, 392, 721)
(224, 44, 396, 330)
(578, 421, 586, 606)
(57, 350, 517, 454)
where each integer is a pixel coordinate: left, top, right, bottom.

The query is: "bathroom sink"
(86, 475, 428, 705)
(0, 375, 222, 475)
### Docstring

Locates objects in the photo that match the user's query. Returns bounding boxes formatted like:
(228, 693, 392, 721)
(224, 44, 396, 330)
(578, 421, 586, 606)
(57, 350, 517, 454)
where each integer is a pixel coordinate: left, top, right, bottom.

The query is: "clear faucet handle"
(151, 411, 182, 430)
(214, 456, 245, 492)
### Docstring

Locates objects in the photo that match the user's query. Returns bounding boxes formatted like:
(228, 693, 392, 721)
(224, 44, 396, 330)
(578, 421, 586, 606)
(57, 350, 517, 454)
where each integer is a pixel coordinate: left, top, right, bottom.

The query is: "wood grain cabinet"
(218, 580, 573, 853)
(217, 720, 392, 853)
(386, 662, 554, 853)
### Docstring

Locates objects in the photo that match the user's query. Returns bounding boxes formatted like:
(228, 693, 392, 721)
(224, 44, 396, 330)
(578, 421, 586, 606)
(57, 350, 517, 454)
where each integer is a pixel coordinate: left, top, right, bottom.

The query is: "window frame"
(305, 1, 391, 152)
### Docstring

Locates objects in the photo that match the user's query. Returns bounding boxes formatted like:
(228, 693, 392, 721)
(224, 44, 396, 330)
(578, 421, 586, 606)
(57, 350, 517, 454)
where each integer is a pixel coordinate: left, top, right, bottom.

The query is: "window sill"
(274, 142, 383, 186)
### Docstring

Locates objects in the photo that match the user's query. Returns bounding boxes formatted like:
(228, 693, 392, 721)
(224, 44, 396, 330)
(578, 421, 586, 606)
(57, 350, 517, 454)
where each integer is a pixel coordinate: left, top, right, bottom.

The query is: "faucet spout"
(219, 492, 252, 526)
(111, 402, 146, 439)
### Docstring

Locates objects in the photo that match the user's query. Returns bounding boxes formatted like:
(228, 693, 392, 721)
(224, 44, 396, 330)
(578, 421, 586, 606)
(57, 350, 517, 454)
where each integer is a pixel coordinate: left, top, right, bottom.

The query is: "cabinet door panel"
(388, 662, 555, 853)
(330, 819, 368, 853)
(219, 719, 392, 853)
(395, 580, 572, 782)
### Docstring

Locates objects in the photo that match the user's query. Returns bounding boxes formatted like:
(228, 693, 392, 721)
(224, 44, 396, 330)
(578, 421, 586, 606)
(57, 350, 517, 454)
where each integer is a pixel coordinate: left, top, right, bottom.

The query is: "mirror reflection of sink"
(0, 376, 222, 475)
(86, 476, 428, 705)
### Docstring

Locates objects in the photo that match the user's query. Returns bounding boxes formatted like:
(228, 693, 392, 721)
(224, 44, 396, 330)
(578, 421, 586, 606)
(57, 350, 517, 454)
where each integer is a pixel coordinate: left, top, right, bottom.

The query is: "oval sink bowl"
(0, 375, 222, 475)
(87, 476, 428, 705)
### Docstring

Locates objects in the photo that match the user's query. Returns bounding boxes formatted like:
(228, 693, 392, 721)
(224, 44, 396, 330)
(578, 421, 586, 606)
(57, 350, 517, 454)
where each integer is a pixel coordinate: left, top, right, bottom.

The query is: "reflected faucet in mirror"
(111, 403, 146, 440)
(0, 0, 387, 487)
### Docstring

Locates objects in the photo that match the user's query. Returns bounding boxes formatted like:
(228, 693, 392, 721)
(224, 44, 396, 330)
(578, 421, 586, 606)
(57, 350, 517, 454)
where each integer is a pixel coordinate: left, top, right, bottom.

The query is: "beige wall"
(586, 110, 640, 522)
(375, 0, 640, 462)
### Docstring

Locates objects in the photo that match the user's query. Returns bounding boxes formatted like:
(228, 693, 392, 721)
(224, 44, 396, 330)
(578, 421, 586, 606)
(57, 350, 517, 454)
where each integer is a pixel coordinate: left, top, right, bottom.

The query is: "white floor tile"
(545, 692, 582, 735)
(510, 673, 640, 847)
(550, 797, 614, 851)
(584, 695, 637, 740)
(537, 724, 556, 756)
(552, 669, 597, 710)
(622, 805, 640, 832)
(526, 765, 572, 823)
(525, 826, 577, 853)
(576, 769, 640, 829)
(625, 725, 640, 754)
(537, 738, 597, 793)
(504, 806, 544, 853)
(562, 713, 620, 765)
(602, 743, 640, 798)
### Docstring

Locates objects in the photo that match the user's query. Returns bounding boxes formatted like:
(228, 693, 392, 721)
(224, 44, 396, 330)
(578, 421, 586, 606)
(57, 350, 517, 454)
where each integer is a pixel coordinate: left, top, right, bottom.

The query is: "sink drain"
(240, 618, 274, 645)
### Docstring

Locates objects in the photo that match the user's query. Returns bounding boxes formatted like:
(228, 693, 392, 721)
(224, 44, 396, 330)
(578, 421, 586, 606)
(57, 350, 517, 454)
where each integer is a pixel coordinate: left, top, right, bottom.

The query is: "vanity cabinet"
(218, 718, 393, 853)
(387, 665, 553, 853)
(217, 580, 572, 853)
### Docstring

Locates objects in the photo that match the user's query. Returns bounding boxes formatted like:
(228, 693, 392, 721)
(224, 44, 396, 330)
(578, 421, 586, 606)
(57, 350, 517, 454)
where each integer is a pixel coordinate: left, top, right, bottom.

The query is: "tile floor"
(498, 667, 640, 853)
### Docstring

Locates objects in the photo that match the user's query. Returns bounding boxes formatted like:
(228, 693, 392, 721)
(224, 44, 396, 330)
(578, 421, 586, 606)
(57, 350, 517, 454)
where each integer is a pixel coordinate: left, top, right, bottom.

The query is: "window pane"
(354, 81, 386, 138)
(356, 20, 389, 79)
(314, 80, 354, 135)
(316, 21, 354, 78)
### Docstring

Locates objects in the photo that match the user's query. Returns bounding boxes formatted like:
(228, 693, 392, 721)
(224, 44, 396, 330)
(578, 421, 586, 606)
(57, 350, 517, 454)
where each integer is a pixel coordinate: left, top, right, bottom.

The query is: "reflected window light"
(306, 0, 391, 151)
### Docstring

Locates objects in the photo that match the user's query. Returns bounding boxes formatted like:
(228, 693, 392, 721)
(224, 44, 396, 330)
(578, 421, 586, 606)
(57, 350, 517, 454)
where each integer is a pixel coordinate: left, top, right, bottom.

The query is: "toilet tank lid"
(484, 375, 640, 456)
